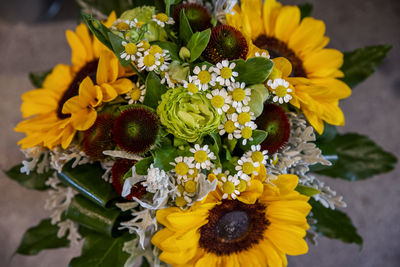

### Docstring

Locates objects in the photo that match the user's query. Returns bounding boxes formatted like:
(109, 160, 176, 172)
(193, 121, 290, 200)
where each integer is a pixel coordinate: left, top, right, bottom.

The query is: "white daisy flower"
(125, 82, 146, 104)
(137, 51, 161, 72)
(182, 76, 200, 95)
(214, 60, 238, 86)
(235, 156, 260, 181)
(192, 65, 216, 91)
(170, 156, 195, 180)
(152, 13, 175, 27)
(189, 144, 216, 170)
(120, 41, 140, 61)
(111, 19, 134, 31)
(233, 123, 257, 145)
(137, 40, 151, 52)
(246, 144, 268, 165)
(231, 106, 255, 127)
(206, 88, 232, 114)
(218, 115, 238, 140)
(267, 78, 293, 104)
(220, 175, 240, 199)
(228, 82, 251, 112)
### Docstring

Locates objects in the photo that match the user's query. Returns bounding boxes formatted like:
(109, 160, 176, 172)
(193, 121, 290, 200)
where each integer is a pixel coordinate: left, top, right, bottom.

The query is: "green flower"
(157, 87, 223, 142)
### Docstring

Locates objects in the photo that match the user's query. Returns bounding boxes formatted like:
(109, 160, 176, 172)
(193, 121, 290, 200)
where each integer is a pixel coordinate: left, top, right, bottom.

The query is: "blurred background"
(0, 0, 399, 266)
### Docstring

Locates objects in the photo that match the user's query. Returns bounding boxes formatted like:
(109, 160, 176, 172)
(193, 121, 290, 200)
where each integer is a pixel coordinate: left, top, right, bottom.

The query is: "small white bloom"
(246, 144, 268, 165)
(152, 13, 175, 27)
(220, 175, 240, 199)
(125, 82, 146, 104)
(189, 144, 216, 170)
(228, 82, 251, 112)
(206, 88, 232, 114)
(192, 65, 216, 91)
(235, 156, 260, 181)
(255, 51, 270, 59)
(267, 78, 293, 104)
(214, 60, 238, 86)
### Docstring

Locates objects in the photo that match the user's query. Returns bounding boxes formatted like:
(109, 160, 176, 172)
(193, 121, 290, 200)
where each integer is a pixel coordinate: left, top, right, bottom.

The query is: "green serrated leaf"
(4, 164, 52, 191)
(295, 185, 320, 196)
(65, 195, 121, 237)
(143, 72, 167, 109)
(341, 45, 392, 88)
(187, 29, 211, 62)
(179, 9, 193, 44)
(108, 32, 130, 67)
(58, 162, 119, 207)
(69, 232, 132, 267)
(312, 133, 397, 181)
(239, 130, 268, 151)
(299, 3, 313, 19)
(135, 157, 154, 175)
(16, 219, 69, 255)
(29, 69, 52, 88)
(310, 199, 362, 247)
(233, 57, 274, 85)
(152, 41, 180, 61)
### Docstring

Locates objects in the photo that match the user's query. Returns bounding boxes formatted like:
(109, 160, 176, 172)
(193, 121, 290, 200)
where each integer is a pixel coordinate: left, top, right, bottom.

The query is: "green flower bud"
(179, 47, 191, 61)
(157, 87, 223, 142)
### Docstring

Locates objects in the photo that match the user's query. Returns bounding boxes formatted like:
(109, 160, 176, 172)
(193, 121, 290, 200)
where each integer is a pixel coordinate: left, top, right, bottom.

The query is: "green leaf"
(210, 132, 222, 154)
(310, 199, 363, 247)
(108, 32, 130, 67)
(16, 219, 69, 255)
(239, 130, 268, 151)
(224, 138, 237, 153)
(135, 157, 154, 175)
(187, 29, 211, 62)
(65, 195, 121, 237)
(295, 185, 320, 196)
(179, 9, 193, 44)
(299, 3, 313, 19)
(341, 45, 392, 88)
(248, 84, 269, 117)
(143, 72, 167, 109)
(152, 139, 177, 172)
(315, 123, 337, 144)
(58, 162, 119, 207)
(4, 164, 52, 191)
(29, 69, 52, 88)
(312, 133, 397, 181)
(233, 57, 274, 85)
(152, 41, 180, 61)
(69, 232, 132, 267)
(82, 13, 113, 51)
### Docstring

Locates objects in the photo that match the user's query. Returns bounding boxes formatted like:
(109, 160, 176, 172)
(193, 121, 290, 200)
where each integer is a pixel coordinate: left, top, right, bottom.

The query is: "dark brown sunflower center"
(199, 199, 270, 255)
(56, 59, 99, 119)
(254, 35, 307, 78)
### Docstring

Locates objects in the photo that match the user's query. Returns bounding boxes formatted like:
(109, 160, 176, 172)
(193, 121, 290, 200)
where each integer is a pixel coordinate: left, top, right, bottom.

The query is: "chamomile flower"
(189, 144, 216, 170)
(236, 156, 260, 181)
(126, 82, 145, 104)
(111, 19, 134, 31)
(267, 78, 293, 104)
(170, 156, 195, 180)
(152, 13, 175, 27)
(137, 51, 160, 72)
(206, 88, 232, 114)
(218, 115, 237, 140)
(192, 65, 216, 91)
(214, 60, 238, 86)
(137, 40, 151, 52)
(255, 51, 270, 59)
(231, 106, 255, 127)
(131, 18, 145, 28)
(220, 175, 240, 199)
(120, 41, 140, 61)
(234, 123, 257, 145)
(246, 144, 268, 165)
(182, 76, 200, 95)
(228, 82, 251, 112)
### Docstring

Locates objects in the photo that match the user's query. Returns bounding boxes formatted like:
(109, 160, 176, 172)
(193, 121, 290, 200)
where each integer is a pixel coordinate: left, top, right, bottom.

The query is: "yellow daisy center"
(136, 21, 144, 28)
(187, 83, 199, 94)
(175, 162, 189, 176)
(149, 45, 163, 55)
(139, 40, 150, 50)
(232, 88, 246, 101)
(237, 112, 251, 125)
(275, 85, 288, 97)
(184, 180, 197, 193)
(125, 43, 138, 55)
(241, 127, 253, 139)
(143, 54, 156, 66)
(220, 67, 232, 79)
(198, 70, 211, 84)
(130, 88, 141, 101)
(194, 150, 208, 163)
(251, 151, 264, 163)
(155, 13, 169, 22)
(187, 168, 198, 179)
(222, 181, 236, 194)
(175, 196, 187, 207)
(242, 162, 255, 175)
(237, 180, 247, 192)
(224, 120, 236, 133)
(116, 22, 130, 31)
(217, 173, 227, 180)
(226, 106, 236, 114)
(211, 95, 225, 108)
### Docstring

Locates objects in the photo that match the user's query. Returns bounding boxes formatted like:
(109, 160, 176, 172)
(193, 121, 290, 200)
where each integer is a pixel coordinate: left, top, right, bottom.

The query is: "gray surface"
(0, 0, 399, 266)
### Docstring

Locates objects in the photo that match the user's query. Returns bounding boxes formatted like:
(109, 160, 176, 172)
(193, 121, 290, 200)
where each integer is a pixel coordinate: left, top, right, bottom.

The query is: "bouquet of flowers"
(6, 0, 397, 266)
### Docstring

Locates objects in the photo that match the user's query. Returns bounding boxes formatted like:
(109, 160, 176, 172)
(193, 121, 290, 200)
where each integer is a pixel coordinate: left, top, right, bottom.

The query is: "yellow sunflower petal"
(42, 64, 73, 91)
(61, 125, 76, 149)
(241, 0, 264, 40)
(160, 246, 198, 266)
(62, 96, 83, 114)
(258, 239, 285, 267)
(20, 89, 59, 118)
(302, 108, 325, 134)
(99, 83, 118, 102)
(194, 253, 219, 267)
(237, 179, 264, 204)
(274, 5, 301, 43)
(108, 78, 134, 95)
(71, 108, 97, 131)
(266, 223, 309, 255)
(303, 49, 344, 78)
(75, 23, 94, 61)
(96, 50, 119, 84)
(262, 0, 282, 36)
(273, 57, 292, 78)
(66, 29, 88, 71)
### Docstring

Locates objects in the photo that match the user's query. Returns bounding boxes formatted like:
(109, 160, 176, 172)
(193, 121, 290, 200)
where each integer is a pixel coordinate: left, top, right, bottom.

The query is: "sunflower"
(226, 0, 351, 133)
(15, 13, 134, 149)
(152, 166, 311, 267)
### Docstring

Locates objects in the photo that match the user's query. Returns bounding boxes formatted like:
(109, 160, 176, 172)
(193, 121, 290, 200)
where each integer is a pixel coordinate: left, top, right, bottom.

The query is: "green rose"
(157, 87, 223, 142)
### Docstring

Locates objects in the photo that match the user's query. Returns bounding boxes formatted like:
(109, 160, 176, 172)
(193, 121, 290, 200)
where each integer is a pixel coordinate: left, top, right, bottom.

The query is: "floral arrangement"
(6, 0, 397, 266)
